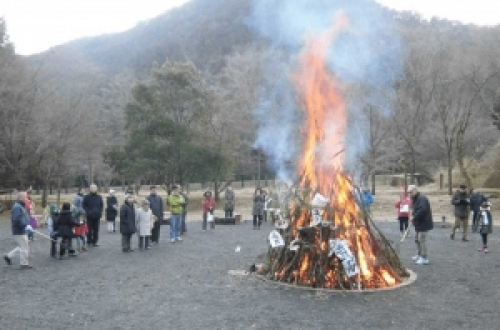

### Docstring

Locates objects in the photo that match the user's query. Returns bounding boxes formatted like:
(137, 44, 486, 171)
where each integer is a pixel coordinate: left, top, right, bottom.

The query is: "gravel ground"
(0, 217, 499, 330)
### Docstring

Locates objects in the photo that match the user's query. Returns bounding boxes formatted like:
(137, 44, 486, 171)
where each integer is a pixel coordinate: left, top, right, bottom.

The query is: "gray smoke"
(249, 0, 402, 179)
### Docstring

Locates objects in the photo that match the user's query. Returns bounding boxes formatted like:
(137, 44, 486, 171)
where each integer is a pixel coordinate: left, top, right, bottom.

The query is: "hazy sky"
(1, 0, 499, 55)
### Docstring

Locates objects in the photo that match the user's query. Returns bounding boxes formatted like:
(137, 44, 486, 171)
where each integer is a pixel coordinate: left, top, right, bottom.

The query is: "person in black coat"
(469, 189, 488, 232)
(82, 184, 104, 247)
(106, 190, 118, 233)
(57, 202, 78, 259)
(120, 195, 136, 252)
(408, 185, 433, 265)
(147, 186, 163, 244)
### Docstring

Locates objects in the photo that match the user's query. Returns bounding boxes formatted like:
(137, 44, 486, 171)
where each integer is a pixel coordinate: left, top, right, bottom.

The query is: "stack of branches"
(261, 181, 409, 290)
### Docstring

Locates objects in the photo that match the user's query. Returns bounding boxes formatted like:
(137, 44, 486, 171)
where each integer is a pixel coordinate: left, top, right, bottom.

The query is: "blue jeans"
(170, 214, 181, 239)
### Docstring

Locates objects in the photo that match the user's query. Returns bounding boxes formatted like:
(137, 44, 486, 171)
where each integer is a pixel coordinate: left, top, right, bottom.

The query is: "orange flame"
(290, 13, 400, 289)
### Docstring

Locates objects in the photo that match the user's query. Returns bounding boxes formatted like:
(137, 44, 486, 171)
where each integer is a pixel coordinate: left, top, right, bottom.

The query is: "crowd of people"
(2, 183, 242, 268)
(3, 182, 493, 269)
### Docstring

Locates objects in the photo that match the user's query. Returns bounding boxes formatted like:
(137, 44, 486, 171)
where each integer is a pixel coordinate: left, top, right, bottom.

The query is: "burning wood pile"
(255, 15, 409, 290)
(260, 177, 409, 290)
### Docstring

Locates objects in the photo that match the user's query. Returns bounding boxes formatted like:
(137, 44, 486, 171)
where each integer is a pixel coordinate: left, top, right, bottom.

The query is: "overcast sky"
(1, 0, 499, 55)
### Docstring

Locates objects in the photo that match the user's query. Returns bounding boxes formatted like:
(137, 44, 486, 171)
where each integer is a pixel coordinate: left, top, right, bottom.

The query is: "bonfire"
(258, 15, 408, 290)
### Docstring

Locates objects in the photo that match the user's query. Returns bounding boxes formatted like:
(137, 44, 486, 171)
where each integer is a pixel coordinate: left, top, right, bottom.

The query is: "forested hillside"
(1, 0, 500, 201)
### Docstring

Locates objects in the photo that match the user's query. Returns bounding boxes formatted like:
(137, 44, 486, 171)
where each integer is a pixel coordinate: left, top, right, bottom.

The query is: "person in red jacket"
(395, 192, 412, 237)
(202, 190, 216, 231)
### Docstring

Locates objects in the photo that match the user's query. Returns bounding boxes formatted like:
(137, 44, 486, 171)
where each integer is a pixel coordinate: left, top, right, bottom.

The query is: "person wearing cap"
(168, 185, 185, 242)
(147, 185, 164, 245)
(106, 189, 119, 233)
(477, 201, 493, 253)
(450, 184, 470, 241)
(408, 185, 433, 265)
(120, 194, 136, 252)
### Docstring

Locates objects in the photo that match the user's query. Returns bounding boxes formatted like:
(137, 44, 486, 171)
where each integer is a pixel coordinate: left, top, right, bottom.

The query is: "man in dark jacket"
(450, 184, 470, 241)
(4, 192, 34, 269)
(180, 185, 189, 235)
(120, 195, 136, 252)
(82, 184, 104, 247)
(469, 189, 487, 232)
(147, 186, 163, 244)
(408, 185, 433, 265)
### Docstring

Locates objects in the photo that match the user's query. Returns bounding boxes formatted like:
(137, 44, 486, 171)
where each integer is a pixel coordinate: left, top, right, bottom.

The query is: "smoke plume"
(249, 0, 402, 180)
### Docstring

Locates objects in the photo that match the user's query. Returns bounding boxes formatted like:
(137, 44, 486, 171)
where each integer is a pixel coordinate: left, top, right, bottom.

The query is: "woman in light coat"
(135, 199, 155, 250)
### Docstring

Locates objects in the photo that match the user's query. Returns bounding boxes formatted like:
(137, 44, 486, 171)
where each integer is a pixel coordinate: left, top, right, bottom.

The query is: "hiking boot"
(4, 255, 11, 265)
(415, 257, 429, 265)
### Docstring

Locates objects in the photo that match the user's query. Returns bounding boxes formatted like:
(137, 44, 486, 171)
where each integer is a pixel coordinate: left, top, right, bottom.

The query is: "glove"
(25, 225, 33, 232)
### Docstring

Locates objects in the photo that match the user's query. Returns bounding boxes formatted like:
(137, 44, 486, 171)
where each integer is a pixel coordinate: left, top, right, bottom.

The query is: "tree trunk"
(42, 180, 48, 208)
(56, 176, 62, 206)
(214, 180, 220, 202)
(447, 151, 453, 195)
(370, 173, 376, 195)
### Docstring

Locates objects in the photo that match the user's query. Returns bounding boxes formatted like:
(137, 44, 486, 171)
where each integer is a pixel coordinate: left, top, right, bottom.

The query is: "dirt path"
(1, 215, 499, 329)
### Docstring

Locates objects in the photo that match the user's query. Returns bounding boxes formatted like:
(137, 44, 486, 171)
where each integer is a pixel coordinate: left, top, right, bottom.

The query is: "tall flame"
(290, 13, 400, 289)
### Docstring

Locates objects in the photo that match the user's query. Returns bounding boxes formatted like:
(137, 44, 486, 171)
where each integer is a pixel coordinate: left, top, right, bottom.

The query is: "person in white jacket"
(135, 199, 156, 250)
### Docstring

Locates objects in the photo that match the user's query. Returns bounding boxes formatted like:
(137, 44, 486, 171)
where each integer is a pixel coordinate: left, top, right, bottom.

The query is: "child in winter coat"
(135, 199, 155, 250)
(478, 201, 493, 253)
(202, 190, 216, 231)
(73, 207, 88, 252)
(46, 204, 59, 259)
(395, 193, 412, 237)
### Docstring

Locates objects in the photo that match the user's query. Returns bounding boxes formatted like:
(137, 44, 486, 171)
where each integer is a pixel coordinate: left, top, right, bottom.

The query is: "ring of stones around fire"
(250, 268, 417, 293)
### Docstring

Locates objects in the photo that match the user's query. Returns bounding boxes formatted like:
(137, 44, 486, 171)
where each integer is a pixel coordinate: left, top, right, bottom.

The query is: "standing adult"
(180, 186, 189, 235)
(4, 192, 34, 269)
(362, 189, 374, 212)
(120, 195, 136, 252)
(147, 185, 164, 245)
(168, 185, 185, 242)
(202, 190, 216, 231)
(224, 186, 235, 218)
(262, 189, 272, 222)
(469, 189, 488, 232)
(450, 184, 470, 241)
(106, 190, 118, 233)
(408, 185, 433, 265)
(395, 192, 412, 237)
(82, 184, 104, 247)
(252, 188, 264, 230)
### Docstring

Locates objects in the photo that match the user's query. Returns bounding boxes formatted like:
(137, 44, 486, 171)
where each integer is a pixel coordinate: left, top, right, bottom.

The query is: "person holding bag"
(395, 192, 412, 238)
